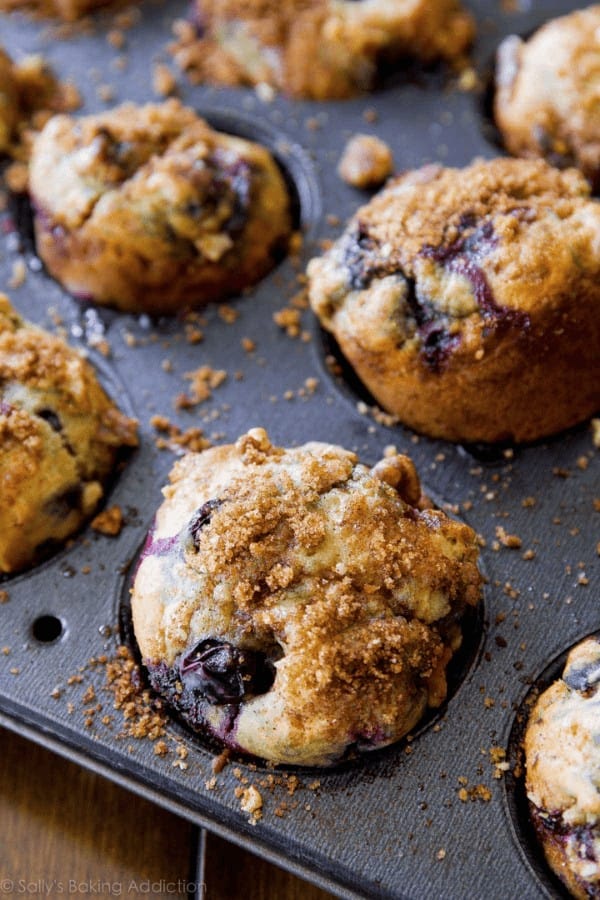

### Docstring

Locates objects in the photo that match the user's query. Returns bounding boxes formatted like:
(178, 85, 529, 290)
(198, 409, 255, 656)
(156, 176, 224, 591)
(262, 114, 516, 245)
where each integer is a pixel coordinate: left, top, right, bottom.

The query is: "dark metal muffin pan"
(0, 1, 597, 897)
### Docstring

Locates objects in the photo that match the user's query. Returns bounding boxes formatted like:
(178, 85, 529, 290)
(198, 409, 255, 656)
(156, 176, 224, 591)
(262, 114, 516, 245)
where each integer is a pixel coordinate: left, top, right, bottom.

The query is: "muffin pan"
(0, 1, 597, 897)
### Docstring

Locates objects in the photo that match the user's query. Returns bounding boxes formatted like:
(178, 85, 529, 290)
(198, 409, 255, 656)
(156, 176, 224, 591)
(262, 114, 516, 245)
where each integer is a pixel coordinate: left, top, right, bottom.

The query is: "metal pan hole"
(32, 614, 64, 644)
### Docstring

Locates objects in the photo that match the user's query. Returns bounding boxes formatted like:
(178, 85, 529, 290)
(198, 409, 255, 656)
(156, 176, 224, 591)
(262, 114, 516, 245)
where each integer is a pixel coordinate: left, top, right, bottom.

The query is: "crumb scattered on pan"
(91, 505, 124, 536)
(150, 415, 213, 454)
(0, 591, 10, 604)
(237, 785, 263, 823)
(337, 134, 393, 189)
(495, 526, 522, 549)
(3, 54, 80, 177)
(218, 304, 239, 325)
(175, 366, 227, 409)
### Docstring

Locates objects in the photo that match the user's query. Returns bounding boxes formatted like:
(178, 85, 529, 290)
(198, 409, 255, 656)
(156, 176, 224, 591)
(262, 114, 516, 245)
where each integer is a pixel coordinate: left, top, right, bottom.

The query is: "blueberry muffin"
(308, 158, 600, 444)
(29, 100, 292, 315)
(0, 294, 138, 574)
(0, 0, 111, 20)
(495, 6, 600, 192)
(176, 0, 474, 100)
(131, 427, 482, 766)
(525, 637, 600, 899)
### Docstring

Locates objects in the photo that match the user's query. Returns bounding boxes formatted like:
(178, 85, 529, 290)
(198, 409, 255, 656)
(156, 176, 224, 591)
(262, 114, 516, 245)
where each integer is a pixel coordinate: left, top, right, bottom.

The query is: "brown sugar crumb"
(151, 416, 212, 455)
(241, 337, 256, 353)
(91, 505, 124, 537)
(456, 66, 478, 91)
(104, 646, 167, 742)
(175, 366, 227, 409)
(8, 259, 27, 289)
(107, 29, 126, 50)
(218, 305, 239, 325)
(521, 496, 537, 508)
(337, 134, 394, 189)
(211, 749, 231, 774)
(151, 62, 177, 96)
(0, 590, 9, 604)
(82, 685, 96, 704)
(592, 419, 600, 448)
(457, 781, 492, 802)
(273, 306, 302, 338)
(154, 740, 169, 757)
(495, 526, 522, 549)
(239, 785, 263, 823)
(576, 455, 589, 471)
(522, 549, 536, 561)
(356, 400, 400, 428)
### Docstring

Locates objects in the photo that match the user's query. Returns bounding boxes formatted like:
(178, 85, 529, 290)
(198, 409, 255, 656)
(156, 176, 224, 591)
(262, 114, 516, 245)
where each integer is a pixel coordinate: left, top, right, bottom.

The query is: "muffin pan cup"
(0, 1, 598, 897)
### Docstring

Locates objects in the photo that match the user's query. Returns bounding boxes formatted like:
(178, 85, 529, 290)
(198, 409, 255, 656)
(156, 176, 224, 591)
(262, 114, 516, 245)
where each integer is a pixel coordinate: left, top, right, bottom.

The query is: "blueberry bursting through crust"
(180, 639, 276, 705)
(131, 429, 483, 766)
(308, 158, 600, 443)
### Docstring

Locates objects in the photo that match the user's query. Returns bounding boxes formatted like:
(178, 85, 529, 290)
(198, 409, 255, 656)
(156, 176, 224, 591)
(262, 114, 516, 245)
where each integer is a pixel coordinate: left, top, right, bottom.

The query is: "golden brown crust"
(308, 158, 600, 443)
(0, 48, 19, 154)
(132, 428, 482, 765)
(29, 100, 292, 314)
(174, 0, 474, 100)
(0, 293, 138, 573)
(495, 7, 600, 190)
(526, 638, 600, 898)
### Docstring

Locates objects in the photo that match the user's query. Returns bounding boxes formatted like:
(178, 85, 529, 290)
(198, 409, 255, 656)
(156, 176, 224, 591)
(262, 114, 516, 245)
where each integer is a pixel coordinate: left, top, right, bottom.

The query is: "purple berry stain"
(420, 216, 530, 335)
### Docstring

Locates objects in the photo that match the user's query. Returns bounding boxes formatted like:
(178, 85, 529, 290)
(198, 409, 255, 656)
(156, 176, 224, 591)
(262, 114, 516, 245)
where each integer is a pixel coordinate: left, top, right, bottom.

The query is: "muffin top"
(495, 6, 600, 187)
(309, 158, 600, 368)
(31, 100, 267, 247)
(177, 0, 474, 99)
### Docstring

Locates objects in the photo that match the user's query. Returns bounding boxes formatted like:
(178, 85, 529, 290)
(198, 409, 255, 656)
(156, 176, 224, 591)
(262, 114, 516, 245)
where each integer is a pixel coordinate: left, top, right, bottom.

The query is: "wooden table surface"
(0, 726, 334, 900)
